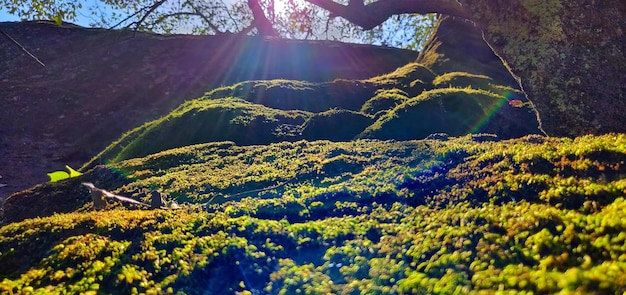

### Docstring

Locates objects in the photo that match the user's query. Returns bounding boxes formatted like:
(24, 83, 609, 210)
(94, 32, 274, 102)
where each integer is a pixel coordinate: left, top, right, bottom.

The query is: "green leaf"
(52, 14, 62, 26)
(65, 165, 82, 177)
(47, 171, 70, 182)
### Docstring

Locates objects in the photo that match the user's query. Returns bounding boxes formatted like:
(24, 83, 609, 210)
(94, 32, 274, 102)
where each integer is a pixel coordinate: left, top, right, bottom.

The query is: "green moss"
(85, 98, 310, 165)
(3, 134, 626, 293)
(358, 88, 508, 140)
(3, 12, 625, 293)
(204, 79, 379, 113)
(86, 66, 536, 169)
(360, 89, 409, 116)
(365, 62, 435, 96)
(301, 109, 374, 141)
(433, 72, 492, 87)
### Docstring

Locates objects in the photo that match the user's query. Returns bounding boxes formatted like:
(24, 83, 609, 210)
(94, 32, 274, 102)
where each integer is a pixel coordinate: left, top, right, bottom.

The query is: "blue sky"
(0, 10, 21, 22)
(0, 0, 120, 26)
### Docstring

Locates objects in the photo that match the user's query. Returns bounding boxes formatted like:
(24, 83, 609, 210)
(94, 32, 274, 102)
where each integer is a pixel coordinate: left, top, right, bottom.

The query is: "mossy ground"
(2, 134, 626, 294)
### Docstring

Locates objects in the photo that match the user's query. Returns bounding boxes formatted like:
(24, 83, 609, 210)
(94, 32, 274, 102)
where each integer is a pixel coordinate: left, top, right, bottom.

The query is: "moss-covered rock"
(365, 62, 436, 96)
(300, 109, 374, 141)
(84, 98, 310, 165)
(2, 134, 626, 293)
(86, 70, 538, 168)
(360, 88, 409, 116)
(359, 88, 539, 140)
(205, 79, 379, 112)
(2, 10, 624, 294)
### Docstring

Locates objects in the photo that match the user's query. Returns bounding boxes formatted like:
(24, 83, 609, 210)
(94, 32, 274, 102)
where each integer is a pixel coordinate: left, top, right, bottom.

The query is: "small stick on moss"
(0, 28, 46, 67)
(203, 181, 289, 208)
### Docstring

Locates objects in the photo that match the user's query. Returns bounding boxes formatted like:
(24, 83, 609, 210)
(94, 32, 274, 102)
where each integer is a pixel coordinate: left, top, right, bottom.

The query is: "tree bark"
(248, 0, 278, 36)
(304, 0, 470, 29)
(303, 0, 626, 136)
(461, 0, 626, 136)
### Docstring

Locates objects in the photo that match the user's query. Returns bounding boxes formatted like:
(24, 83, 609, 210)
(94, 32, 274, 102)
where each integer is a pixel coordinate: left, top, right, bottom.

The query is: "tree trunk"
(461, 0, 626, 136)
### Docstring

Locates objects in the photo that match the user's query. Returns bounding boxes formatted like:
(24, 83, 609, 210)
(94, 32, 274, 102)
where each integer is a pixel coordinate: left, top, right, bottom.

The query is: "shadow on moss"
(301, 109, 374, 141)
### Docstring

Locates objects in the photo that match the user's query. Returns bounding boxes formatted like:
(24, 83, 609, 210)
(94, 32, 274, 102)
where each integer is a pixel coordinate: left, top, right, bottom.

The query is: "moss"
(3, 12, 626, 293)
(78, 22, 536, 171)
(359, 88, 521, 140)
(86, 59, 537, 169)
(205, 79, 379, 113)
(365, 62, 435, 96)
(3, 134, 626, 293)
(432, 72, 518, 96)
(84, 98, 310, 166)
(301, 109, 374, 141)
(360, 89, 409, 116)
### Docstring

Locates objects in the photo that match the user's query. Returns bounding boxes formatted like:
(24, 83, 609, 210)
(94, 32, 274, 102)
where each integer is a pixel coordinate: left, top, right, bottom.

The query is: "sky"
(0, 0, 124, 27)
(0, 10, 22, 22)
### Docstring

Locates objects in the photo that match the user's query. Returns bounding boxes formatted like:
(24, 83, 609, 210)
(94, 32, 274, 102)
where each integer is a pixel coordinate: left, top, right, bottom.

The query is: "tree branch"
(1, 28, 46, 67)
(219, 0, 242, 31)
(185, 1, 225, 34)
(303, 0, 471, 30)
(126, 0, 169, 31)
(247, 0, 278, 36)
(150, 12, 224, 33)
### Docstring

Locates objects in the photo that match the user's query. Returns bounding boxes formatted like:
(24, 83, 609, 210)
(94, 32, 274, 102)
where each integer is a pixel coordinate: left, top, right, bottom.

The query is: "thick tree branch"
(303, 0, 471, 30)
(247, 0, 278, 36)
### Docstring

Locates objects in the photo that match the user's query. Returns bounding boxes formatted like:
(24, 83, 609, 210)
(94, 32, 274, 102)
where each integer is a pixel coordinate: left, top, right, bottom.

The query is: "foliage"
(2, 134, 626, 293)
(0, 0, 82, 25)
(361, 13, 438, 50)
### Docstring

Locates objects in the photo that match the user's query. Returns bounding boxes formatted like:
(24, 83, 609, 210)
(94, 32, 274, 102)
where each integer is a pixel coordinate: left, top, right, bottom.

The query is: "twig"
(203, 181, 289, 208)
(153, 12, 222, 33)
(186, 1, 223, 33)
(0, 28, 46, 67)
(227, 181, 287, 200)
(129, 0, 169, 32)
(109, 6, 147, 30)
(219, 0, 241, 31)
